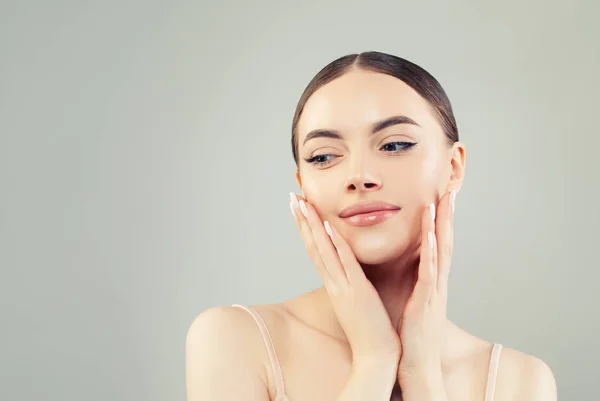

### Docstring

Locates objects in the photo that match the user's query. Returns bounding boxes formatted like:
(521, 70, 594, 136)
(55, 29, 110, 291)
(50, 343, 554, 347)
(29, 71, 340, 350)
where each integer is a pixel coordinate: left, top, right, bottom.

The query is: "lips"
(339, 201, 400, 218)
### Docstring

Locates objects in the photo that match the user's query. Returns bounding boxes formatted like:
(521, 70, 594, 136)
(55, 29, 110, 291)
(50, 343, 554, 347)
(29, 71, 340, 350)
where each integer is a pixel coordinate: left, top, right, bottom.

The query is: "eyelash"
(304, 141, 417, 167)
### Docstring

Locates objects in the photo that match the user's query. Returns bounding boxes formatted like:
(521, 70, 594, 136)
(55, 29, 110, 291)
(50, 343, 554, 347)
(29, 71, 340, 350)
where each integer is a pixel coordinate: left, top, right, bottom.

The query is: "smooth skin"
(186, 70, 557, 401)
(291, 191, 453, 400)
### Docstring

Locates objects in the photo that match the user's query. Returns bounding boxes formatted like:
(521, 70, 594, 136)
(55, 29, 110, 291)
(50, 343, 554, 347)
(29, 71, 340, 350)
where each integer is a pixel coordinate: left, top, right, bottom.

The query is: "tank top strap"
(231, 304, 286, 399)
(484, 343, 503, 401)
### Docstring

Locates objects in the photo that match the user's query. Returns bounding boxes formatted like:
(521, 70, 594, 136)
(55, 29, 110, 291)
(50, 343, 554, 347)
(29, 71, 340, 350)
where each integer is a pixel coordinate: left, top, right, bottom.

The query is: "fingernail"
(289, 200, 295, 216)
(324, 221, 332, 236)
(428, 231, 434, 248)
(429, 203, 436, 221)
(289, 192, 298, 208)
(299, 200, 308, 217)
(450, 190, 456, 216)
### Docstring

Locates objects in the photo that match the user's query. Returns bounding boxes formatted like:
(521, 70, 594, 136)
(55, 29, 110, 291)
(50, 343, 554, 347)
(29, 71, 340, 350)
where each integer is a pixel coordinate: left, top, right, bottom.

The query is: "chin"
(347, 230, 411, 266)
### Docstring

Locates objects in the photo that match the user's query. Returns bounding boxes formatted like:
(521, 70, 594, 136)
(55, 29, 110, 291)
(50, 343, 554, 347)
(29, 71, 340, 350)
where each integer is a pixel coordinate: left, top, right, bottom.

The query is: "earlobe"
(295, 169, 303, 193)
(448, 142, 466, 193)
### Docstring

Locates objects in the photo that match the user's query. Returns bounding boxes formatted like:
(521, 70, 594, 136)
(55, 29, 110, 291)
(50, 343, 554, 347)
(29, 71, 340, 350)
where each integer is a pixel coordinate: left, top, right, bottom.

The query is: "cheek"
(300, 176, 337, 216)
(390, 163, 434, 205)
(400, 156, 445, 202)
(300, 177, 321, 201)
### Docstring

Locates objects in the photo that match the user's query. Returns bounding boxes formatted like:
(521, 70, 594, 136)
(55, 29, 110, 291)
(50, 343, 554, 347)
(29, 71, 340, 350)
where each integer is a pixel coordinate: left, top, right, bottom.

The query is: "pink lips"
(339, 201, 400, 227)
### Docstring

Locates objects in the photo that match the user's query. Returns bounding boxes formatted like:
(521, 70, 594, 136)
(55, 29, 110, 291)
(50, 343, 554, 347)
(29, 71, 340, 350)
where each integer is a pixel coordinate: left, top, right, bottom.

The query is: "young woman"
(185, 51, 557, 401)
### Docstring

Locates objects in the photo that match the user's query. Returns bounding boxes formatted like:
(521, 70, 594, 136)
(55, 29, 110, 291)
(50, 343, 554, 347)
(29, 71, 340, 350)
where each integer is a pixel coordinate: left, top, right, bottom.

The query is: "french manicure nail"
(429, 203, 436, 221)
(428, 231, 434, 248)
(324, 221, 332, 236)
(299, 200, 308, 217)
(289, 200, 295, 216)
(289, 192, 298, 208)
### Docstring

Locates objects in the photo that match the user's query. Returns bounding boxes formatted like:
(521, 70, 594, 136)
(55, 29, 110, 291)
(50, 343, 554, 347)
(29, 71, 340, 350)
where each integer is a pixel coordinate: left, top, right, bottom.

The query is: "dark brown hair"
(291, 51, 458, 165)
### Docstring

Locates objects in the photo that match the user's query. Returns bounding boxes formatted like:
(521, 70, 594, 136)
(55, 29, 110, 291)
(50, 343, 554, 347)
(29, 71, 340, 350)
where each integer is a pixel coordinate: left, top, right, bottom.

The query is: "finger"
(413, 202, 437, 303)
(289, 193, 334, 289)
(297, 198, 350, 290)
(436, 190, 455, 300)
(322, 219, 369, 288)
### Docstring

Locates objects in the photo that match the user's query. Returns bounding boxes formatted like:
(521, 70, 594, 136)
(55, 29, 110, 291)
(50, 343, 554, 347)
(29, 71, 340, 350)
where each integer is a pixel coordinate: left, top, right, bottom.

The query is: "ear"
(295, 169, 305, 197)
(447, 142, 466, 194)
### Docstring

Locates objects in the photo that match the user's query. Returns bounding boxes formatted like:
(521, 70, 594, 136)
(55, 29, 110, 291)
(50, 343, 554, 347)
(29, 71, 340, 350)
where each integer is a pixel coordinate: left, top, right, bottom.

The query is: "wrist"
(352, 354, 398, 379)
(399, 369, 447, 401)
(341, 356, 399, 401)
(354, 349, 400, 368)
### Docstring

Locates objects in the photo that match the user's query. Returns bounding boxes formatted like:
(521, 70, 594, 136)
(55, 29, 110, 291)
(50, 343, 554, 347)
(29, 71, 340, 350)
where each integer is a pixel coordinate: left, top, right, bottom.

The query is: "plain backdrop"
(1, 1, 598, 400)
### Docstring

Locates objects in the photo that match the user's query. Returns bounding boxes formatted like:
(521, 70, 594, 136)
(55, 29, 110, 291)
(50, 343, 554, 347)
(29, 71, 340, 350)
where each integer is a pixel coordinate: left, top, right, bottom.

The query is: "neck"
(362, 253, 420, 329)
(304, 254, 464, 371)
(313, 252, 421, 342)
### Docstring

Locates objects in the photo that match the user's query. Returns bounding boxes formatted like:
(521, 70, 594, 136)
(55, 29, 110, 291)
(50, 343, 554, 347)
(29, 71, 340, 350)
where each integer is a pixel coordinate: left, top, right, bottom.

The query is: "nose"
(344, 161, 382, 192)
(345, 175, 381, 192)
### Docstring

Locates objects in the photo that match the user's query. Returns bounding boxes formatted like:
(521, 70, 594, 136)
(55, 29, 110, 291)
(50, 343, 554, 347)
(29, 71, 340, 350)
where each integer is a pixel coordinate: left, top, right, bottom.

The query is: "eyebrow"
(302, 115, 420, 146)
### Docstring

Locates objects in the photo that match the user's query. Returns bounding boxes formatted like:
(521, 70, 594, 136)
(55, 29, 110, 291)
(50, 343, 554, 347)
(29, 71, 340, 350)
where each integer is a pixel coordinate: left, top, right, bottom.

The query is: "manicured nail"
(289, 200, 295, 216)
(450, 190, 456, 216)
(299, 200, 308, 217)
(324, 221, 332, 237)
(428, 231, 434, 248)
(429, 203, 436, 221)
(289, 192, 299, 208)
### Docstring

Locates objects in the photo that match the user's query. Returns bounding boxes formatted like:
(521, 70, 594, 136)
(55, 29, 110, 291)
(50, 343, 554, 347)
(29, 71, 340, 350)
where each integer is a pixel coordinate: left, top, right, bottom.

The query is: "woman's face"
(295, 70, 464, 265)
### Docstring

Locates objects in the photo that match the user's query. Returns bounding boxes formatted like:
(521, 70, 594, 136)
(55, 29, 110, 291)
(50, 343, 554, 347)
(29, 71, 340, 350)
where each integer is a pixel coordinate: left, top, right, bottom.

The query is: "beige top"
(232, 304, 503, 401)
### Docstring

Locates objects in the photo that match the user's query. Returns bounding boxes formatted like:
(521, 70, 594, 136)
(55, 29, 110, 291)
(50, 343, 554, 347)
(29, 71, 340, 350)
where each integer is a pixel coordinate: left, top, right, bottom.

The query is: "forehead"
(297, 70, 437, 140)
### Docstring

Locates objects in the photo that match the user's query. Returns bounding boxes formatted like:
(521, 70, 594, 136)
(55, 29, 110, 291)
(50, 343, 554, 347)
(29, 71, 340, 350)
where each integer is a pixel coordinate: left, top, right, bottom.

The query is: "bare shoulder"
(496, 346, 557, 401)
(185, 305, 271, 401)
(186, 305, 268, 350)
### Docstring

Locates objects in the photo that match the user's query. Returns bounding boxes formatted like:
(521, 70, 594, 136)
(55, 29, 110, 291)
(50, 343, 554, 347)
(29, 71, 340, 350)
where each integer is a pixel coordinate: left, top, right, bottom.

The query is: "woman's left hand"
(396, 189, 456, 400)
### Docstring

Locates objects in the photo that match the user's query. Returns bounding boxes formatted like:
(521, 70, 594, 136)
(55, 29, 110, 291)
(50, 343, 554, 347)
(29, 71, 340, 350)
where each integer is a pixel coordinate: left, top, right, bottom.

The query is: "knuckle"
(329, 283, 342, 298)
(443, 243, 453, 257)
(303, 237, 313, 249)
(306, 246, 318, 260)
(304, 240, 317, 255)
(419, 272, 434, 285)
(301, 230, 313, 244)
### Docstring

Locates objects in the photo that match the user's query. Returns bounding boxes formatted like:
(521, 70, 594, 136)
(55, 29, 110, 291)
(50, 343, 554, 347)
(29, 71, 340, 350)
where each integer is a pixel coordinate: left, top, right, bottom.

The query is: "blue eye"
(304, 154, 336, 167)
(381, 141, 416, 153)
(304, 142, 416, 167)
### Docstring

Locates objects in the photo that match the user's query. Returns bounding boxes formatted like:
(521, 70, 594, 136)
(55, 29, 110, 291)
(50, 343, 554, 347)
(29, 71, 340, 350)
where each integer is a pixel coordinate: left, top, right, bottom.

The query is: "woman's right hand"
(289, 193, 401, 366)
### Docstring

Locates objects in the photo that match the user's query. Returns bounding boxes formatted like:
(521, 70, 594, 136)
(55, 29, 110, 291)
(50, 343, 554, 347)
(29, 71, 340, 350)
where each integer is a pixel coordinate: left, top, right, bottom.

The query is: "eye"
(304, 154, 337, 167)
(380, 141, 416, 154)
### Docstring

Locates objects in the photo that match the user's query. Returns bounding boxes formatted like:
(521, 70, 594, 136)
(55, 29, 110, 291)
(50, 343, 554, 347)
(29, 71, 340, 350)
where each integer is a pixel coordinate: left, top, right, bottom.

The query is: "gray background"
(1, 1, 598, 400)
